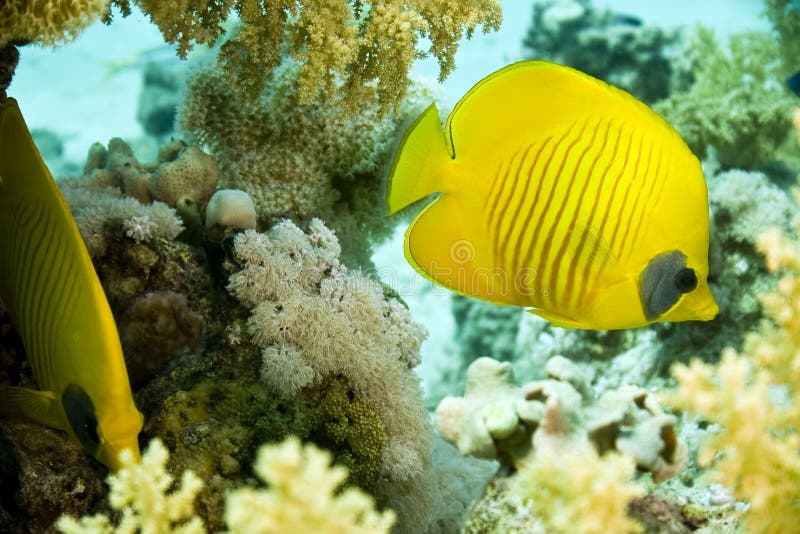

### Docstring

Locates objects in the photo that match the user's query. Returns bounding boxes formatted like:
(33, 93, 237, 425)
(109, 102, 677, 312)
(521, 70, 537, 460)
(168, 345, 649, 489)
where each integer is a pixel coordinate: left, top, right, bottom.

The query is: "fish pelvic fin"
(386, 104, 453, 214)
(0, 385, 67, 430)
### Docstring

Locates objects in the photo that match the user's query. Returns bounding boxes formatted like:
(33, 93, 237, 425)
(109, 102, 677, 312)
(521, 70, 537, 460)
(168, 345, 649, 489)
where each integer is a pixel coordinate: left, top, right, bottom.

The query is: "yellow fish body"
(387, 61, 718, 329)
(0, 98, 142, 469)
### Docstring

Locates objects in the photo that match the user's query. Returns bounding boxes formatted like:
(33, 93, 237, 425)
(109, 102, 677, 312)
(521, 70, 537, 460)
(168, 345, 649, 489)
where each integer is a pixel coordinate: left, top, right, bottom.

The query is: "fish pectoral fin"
(526, 308, 590, 329)
(0, 386, 66, 430)
(564, 222, 619, 273)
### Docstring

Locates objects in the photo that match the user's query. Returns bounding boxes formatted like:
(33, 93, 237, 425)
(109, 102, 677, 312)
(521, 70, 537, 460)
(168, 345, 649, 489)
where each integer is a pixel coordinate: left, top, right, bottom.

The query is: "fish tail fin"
(386, 104, 452, 214)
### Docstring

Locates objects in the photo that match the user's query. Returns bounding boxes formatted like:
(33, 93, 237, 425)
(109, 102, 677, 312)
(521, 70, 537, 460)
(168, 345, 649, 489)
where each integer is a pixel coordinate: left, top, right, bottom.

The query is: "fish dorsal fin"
(445, 61, 671, 161)
(0, 386, 67, 430)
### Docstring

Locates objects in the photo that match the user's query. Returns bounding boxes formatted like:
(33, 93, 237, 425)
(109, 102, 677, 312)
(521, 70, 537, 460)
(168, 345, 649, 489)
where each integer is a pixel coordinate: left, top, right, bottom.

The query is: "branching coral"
(0, 0, 108, 48)
(653, 27, 795, 170)
(764, 0, 800, 75)
(111, 0, 500, 112)
(668, 205, 800, 532)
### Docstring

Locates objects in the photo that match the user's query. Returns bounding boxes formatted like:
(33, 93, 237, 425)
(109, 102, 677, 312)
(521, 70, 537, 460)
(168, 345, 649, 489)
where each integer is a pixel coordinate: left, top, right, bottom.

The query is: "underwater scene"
(0, 0, 798, 532)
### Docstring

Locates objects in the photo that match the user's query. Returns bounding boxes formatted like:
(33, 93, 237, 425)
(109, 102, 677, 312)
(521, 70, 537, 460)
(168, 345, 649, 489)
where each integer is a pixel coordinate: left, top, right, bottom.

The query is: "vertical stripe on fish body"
(387, 61, 718, 330)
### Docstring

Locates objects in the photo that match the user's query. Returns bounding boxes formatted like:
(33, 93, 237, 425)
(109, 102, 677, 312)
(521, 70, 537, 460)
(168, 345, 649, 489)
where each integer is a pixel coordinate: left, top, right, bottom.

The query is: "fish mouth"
(695, 300, 719, 321)
(97, 441, 141, 471)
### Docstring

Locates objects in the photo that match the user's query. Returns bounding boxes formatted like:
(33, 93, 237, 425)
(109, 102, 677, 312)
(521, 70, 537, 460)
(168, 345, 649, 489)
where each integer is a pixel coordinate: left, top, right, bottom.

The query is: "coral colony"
(1, 0, 800, 532)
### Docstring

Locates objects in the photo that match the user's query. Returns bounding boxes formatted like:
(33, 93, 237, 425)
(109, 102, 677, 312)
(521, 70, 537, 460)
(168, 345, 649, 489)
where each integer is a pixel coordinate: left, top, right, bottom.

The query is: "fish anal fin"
(526, 308, 590, 329)
(406, 195, 519, 305)
(0, 386, 66, 430)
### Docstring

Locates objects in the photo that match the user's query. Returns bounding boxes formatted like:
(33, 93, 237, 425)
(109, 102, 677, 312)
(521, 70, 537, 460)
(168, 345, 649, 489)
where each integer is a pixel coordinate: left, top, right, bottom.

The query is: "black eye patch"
(639, 250, 695, 321)
(62, 384, 100, 454)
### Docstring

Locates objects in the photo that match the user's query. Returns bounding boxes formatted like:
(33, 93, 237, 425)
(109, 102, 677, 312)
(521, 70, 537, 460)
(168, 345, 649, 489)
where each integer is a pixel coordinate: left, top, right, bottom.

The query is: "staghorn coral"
(0, 0, 108, 48)
(653, 28, 795, 171)
(226, 219, 433, 532)
(523, 0, 682, 104)
(668, 208, 800, 533)
(436, 356, 687, 483)
(179, 60, 427, 267)
(225, 436, 396, 534)
(111, 0, 500, 112)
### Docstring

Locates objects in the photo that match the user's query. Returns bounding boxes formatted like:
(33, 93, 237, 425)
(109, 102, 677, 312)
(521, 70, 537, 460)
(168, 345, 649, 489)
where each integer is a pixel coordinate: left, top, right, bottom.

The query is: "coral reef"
(178, 60, 427, 267)
(522, 0, 682, 103)
(111, 0, 500, 112)
(0, 0, 107, 48)
(436, 356, 687, 482)
(653, 28, 795, 171)
(668, 208, 800, 533)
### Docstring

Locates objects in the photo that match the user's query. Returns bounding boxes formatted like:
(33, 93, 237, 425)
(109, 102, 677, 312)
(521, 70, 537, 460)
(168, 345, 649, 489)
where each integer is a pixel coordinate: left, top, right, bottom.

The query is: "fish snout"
(694, 296, 719, 321)
(98, 440, 141, 471)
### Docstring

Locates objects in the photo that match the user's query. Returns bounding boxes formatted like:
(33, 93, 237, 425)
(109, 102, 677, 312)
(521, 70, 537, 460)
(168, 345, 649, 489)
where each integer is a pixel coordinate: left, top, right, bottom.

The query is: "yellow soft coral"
(57, 436, 394, 534)
(56, 439, 206, 534)
(0, 0, 109, 48)
(113, 0, 501, 112)
(225, 436, 396, 533)
(512, 446, 645, 534)
(669, 203, 800, 532)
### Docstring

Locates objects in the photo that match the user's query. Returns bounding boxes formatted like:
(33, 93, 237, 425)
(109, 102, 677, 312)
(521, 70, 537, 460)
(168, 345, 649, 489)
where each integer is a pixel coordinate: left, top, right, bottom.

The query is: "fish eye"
(674, 268, 697, 293)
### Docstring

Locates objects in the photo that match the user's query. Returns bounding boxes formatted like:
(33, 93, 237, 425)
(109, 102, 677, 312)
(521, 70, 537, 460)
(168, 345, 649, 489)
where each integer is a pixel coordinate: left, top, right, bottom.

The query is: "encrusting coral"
(667, 200, 800, 533)
(56, 436, 395, 534)
(436, 356, 687, 483)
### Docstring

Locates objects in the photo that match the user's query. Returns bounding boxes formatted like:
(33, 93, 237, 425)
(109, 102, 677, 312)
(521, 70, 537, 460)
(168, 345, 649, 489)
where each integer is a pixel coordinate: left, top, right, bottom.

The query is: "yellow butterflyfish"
(0, 98, 142, 469)
(387, 61, 718, 330)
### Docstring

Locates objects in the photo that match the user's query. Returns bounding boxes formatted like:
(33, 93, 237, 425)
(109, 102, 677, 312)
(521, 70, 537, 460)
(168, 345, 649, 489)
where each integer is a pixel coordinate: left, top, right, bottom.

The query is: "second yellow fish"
(387, 61, 718, 329)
